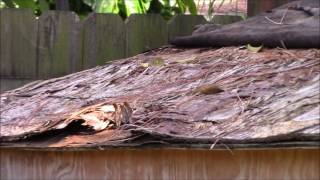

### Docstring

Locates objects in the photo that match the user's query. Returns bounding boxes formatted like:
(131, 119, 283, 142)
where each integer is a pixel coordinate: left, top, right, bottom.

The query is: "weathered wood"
(247, 0, 292, 17)
(0, 9, 38, 78)
(125, 14, 168, 57)
(1, 148, 319, 180)
(211, 15, 243, 24)
(167, 15, 207, 41)
(1, 48, 319, 145)
(38, 11, 81, 78)
(82, 13, 126, 69)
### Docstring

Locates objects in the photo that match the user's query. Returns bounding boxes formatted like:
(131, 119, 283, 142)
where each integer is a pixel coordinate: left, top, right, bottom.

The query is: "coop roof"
(0, 47, 319, 149)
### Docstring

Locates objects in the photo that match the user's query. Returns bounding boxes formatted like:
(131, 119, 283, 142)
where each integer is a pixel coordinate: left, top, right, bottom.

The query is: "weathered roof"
(0, 47, 319, 149)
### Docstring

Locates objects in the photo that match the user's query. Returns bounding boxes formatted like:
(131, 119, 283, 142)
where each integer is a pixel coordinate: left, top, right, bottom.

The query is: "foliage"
(1, 0, 198, 19)
(1, 0, 91, 17)
(1, 0, 50, 15)
(82, 0, 198, 19)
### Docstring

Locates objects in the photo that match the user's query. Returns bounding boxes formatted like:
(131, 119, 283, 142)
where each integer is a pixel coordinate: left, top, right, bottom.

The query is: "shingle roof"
(1, 47, 319, 149)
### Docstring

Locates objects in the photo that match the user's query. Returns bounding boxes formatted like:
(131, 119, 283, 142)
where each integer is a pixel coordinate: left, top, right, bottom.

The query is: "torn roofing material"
(170, 0, 320, 48)
(0, 47, 319, 149)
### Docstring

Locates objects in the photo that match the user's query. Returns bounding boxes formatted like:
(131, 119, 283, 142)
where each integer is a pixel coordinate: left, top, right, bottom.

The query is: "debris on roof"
(0, 47, 319, 149)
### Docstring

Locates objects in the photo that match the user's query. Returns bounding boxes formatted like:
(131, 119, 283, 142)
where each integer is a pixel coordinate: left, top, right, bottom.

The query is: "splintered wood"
(0, 47, 319, 148)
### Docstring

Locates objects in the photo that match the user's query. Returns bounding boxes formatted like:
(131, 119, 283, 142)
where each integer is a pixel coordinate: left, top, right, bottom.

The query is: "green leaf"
(125, 0, 151, 16)
(0, 0, 7, 8)
(13, 0, 37, 10)
(2, 0, 15, 8)
(247, 44, 263, 53)
(83, 0, 119, 13)
(183, 0, 197, 14)
(82, 0, 95, 7)
(176, 0, 186, 13)
(97, 0, 119, 13)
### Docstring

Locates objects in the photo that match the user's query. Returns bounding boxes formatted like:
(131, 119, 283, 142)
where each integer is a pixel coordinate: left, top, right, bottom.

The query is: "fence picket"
(82, 13, 126, 69)
(0, 9, 246, 92)
(168, 15, 207, 41)
(125, 14, 168, 57)
(38, 11, 81, 78)
(0, 9, 37, 78)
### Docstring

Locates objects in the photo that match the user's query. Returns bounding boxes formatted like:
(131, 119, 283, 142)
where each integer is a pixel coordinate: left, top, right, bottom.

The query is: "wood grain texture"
(82, 13, 126, 69)
(167, 15, 207, 41)
(38, 11, 81, 78)
(125, 14, 168, 57)
(0, 148, 319, 180)
(0, 9, 37, 78)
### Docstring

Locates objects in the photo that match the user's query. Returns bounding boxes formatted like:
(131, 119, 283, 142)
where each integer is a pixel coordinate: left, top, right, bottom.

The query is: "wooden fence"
(0, 9, 243, 92)
(1, 0, 291, 92)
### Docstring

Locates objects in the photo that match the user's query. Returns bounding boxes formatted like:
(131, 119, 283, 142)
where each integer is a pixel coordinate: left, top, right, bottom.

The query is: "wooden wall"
(0, 148, 319, 180)
(0, 9, 242, 92)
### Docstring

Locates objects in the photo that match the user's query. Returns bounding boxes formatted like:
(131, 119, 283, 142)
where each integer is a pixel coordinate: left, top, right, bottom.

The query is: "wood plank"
(211, 15, 243, 24)
(168, 15, 207, 41)
(38, 11, 81, 78)
(82, 13, 126, 69)
(125, 14, 168, 57)
(0, 9, 38, 78)
(1, 148, 319, 180)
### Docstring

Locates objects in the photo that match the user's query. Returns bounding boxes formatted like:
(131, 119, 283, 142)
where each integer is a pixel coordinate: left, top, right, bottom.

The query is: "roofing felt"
(0, 47, 319, 149)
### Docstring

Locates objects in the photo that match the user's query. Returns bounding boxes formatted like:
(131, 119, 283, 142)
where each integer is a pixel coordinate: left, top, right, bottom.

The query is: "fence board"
(211, 15, 243, 24)
(125, 14, 168, 57)
(82, 13, 126, 69)
(1, 149, 319, 180)
(168, 15, 207, 41)
(1, 9, 250, 92)
(38, 11, 81, 78)
(0, 9, 37, 78)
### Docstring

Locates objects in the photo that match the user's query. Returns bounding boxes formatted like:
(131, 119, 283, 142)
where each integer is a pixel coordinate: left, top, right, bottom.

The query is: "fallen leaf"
(194, 84, 224, 95)
(141, 63, 149, 68)
(151, 57, 165, 66)
(247, 44, 263, 53)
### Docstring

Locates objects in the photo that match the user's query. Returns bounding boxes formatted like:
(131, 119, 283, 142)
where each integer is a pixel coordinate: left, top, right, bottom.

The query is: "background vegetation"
(0, 0, 199, 19)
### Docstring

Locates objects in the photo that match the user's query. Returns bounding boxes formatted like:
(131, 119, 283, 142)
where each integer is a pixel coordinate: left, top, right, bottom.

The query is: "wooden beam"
(1, 148, 319, 179)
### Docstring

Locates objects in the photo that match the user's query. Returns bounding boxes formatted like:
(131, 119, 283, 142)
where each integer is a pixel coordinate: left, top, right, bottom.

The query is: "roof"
(0, 47, 319, 149)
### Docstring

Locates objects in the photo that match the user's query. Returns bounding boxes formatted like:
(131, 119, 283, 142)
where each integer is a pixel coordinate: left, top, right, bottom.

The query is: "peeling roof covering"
(0, 47, 319, 149)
